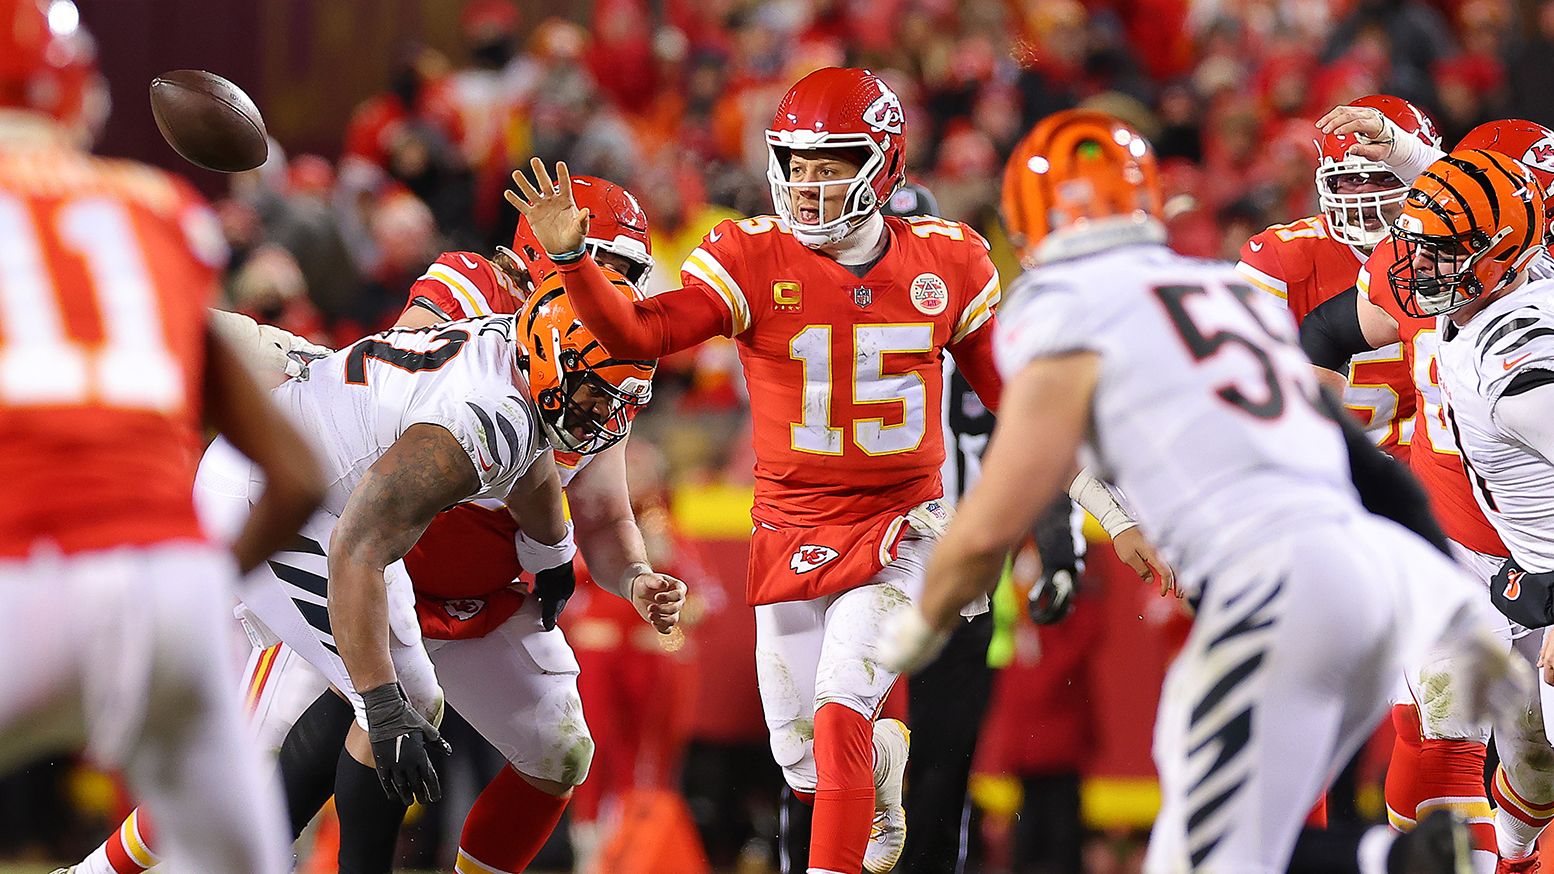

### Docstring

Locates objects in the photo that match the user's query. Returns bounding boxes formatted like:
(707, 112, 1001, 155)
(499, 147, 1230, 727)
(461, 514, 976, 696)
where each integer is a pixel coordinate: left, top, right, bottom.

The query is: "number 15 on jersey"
(789, 324, 933, 456)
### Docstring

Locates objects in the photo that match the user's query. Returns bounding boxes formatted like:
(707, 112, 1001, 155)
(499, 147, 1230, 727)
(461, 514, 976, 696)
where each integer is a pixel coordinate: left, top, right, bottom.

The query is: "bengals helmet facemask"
(1000, 109, 1163, 267)
(517, 266, 654, 455)
(1387, 149, 1545, 318)
(1315, 94, 1441, 250)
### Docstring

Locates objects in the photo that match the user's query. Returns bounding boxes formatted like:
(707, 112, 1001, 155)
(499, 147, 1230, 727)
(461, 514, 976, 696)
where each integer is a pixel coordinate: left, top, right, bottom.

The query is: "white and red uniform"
(0, 116, 288, 874)
(686, 214, 1001, 605)
(555, 213, 1004, 800)
(1236, 214, 1416, 457)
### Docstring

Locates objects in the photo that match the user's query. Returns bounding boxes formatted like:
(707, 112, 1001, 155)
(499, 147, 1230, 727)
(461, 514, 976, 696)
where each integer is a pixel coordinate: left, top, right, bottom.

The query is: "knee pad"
(769, 718, 816, 793)
(531, 712, 594, 787)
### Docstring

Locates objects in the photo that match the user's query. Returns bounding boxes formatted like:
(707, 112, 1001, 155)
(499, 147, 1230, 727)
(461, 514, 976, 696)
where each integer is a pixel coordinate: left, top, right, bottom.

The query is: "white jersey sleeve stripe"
(951, 272, 1001, 344)
(424, 263, 492, 317)
(1234, 262, 1289, 300)
(684, 248, 751, 334)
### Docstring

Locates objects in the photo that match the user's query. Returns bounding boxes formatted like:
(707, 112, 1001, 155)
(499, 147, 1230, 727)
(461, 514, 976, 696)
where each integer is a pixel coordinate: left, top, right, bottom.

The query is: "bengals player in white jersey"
(885, 109, 1529, 874)
(0, 2, 323, 873)
(67, 179, 687, 874)
(1299, 115, 1554, 874)
(1379, 148, 1554, 874)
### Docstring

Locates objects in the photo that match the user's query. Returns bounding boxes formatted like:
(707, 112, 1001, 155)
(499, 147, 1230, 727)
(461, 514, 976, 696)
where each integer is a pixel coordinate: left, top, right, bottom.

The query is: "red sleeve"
(1233, 229, 1290, 303)
(556, 254, 730, 358)
(947, 320, 1003, 413)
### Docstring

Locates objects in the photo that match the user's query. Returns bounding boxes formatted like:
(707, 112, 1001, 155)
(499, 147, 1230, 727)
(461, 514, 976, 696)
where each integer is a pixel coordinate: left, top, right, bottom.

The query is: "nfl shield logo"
(852, 286, 873, 308)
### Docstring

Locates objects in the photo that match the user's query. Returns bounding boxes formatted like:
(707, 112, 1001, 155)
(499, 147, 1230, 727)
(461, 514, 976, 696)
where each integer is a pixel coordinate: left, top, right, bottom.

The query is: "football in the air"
(149, 70, 268, 173)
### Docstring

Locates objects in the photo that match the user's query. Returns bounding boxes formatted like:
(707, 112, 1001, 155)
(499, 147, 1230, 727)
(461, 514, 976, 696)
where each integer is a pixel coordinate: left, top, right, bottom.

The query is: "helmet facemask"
(534, 339, 653, 455)
(1318, 161, 1409, 249)
(1387, 223, 1516, 317)
(766, 135, 889, 247)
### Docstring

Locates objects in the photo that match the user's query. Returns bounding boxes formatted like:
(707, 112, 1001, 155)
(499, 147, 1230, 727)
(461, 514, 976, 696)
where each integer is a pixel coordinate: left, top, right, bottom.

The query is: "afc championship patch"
(910, 272, 948, 315)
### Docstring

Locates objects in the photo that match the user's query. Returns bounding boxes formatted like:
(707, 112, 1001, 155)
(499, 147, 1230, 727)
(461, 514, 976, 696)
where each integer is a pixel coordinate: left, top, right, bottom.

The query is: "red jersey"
(1235, 214, 1416, 457)
(402, 251, 523, 321)
(1357, 244, 1508, 557)
(0, 119, 225, 556)
(681, 215, 1000, 529)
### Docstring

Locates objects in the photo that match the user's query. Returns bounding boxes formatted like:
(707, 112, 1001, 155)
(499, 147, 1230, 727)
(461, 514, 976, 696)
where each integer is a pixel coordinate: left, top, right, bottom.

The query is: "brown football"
(149, 70, 268, 173)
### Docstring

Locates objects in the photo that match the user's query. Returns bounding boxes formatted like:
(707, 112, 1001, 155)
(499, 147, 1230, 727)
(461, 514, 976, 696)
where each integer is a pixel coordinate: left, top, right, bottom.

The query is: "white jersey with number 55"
(274, 314, 547, 515)
(995, 243, 1356, 589)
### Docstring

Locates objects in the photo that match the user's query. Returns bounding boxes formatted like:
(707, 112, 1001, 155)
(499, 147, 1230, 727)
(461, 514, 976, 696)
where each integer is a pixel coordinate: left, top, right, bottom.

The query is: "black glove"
(534, 562, 576, 631)
(1028, 567, 1077, 625)
(1490, 558, 1554, 629)
(361, 683, 450, 806)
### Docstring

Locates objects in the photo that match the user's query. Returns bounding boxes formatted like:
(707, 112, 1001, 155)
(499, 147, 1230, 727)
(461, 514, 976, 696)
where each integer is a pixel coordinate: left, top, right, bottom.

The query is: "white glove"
(209, 309, 332, 381)
(904, 498, 953, 539)
(879, 606, 950, 675)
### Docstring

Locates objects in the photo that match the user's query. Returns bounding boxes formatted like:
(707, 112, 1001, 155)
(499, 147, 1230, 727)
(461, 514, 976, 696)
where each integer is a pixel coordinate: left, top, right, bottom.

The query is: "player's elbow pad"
(1300, 287, 1370, 372)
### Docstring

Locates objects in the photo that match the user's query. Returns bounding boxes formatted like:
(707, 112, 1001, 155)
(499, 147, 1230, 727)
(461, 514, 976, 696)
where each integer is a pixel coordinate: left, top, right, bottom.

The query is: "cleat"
(864, 718, 909, 874)
(1498, 850, 1542, 873)
(1398, 810, 1475, 874)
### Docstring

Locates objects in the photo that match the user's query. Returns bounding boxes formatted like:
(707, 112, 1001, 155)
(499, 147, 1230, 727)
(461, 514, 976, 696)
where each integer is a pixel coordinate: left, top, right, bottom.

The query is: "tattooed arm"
(329, 424, 479, 690)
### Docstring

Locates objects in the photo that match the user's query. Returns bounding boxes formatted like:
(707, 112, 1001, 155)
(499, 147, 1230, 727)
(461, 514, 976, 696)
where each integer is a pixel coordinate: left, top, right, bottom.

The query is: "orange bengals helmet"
(511, 175, 654, 287)
(1387, 149, 1546, 318)
(1001, 109, 1162, 267)
(518, 266, 655, 455)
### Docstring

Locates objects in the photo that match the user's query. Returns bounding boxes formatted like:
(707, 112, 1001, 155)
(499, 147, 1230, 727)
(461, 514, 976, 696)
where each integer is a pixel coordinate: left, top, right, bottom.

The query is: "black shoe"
(1392, 810, 1474, 874)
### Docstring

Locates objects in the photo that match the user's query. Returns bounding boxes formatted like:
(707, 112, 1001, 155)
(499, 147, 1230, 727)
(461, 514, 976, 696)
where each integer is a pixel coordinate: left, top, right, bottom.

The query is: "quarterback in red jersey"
(1298, 115, 1554, 873)
(1235, 94, 1442, 458)
(511, 67, 1004, 874)
(0, 2, 322, 873)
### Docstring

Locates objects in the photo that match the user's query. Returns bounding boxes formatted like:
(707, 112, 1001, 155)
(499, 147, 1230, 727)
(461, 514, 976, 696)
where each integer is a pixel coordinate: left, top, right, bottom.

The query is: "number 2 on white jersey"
(0, 194, 181, 411)
(789, 324, 933, 456)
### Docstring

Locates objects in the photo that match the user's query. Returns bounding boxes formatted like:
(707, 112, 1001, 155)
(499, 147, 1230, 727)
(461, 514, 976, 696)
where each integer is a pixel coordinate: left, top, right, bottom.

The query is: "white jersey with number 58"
(995, 243, 1357, 590)
(273, 314, 547, 515)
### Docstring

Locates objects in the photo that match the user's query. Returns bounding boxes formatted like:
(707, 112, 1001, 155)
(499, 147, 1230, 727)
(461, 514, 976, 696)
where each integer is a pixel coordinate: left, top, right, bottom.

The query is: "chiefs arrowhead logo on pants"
(790, 544, 840, 574)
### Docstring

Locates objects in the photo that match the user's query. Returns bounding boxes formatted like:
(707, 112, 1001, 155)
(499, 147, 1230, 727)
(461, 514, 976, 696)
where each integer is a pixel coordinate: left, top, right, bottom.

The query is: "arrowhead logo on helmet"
(764, 67, 908, 247)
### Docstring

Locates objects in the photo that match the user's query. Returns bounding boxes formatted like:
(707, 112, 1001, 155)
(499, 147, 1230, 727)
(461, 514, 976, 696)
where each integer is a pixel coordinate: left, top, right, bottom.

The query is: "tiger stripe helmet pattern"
(1388, 148, 1547, 318)
(518, 267, 655, 455)
(1000, 109, 1162, 267)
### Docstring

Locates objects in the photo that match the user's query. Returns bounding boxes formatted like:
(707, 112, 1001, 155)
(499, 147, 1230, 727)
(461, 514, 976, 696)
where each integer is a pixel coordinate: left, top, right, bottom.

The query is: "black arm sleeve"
(1319, 388, 1452, 555)
(1031, 493, 1082, 577)
(1300, 286, 1372, 371)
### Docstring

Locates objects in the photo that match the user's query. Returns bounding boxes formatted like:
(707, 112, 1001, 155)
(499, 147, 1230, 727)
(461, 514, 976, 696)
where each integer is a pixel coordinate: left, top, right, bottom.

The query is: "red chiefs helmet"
(1457, 119, 1554, 241)
(765, 67, 907, 247)
(1315, 94, 1441, 249)
(0, 0, 104, 136)
(511, 175, 654, 286)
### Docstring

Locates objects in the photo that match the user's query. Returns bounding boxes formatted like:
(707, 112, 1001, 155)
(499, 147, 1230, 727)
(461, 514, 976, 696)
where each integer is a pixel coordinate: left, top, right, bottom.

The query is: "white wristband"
(515, 520, 577, 573)
(1068, 468, 1138, 538)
